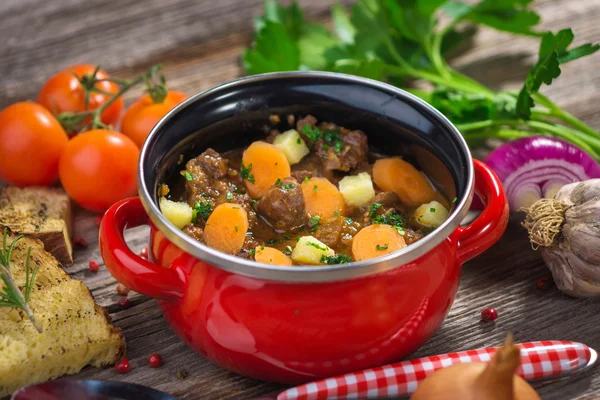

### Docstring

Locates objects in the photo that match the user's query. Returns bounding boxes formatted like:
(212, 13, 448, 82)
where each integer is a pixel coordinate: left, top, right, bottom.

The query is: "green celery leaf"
(331, 4, 355, 44)
(243, 21, 300, 75)
(332, 58, 385, 80)
(515, 28, 599, 119)
(445, 0, 541, 36)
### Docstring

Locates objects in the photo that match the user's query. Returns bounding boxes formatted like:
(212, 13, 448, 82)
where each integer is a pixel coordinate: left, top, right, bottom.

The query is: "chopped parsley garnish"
(201, 193, 209, 198)
(313, 185, 319, 192)
(274, 178, 295, 190)
(301, 125, 344, 153)
(296, 138, 302, 144)
(368, 202, 383, 217)
(376, 243, 389, 251)
(452, 197, 457, 203)
(235, 226, 239, 232)
(183, 171, 194, 181)
(303, 176, 309, 184)
(283, 234, 292, 240)
(345, 217, 353, 224)
(372, 211, 405, 235)
(240, 162, 255, 183)
(249, 248, 256, 257)
(284, 245, 293, 255)
(192, 201, 213, 223)
(333, 210, 341, 217)
(306, 241, 327, 251)
(267, 238, 283, 246)
(226, 192, 233, 200)
(430, 207, 436, 213)
(301, 124, 322, 144)
(320, 254, 353, 264)
(308, 215, 321, 232)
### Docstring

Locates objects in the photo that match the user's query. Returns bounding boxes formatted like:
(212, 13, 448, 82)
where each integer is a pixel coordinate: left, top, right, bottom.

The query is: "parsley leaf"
(321, 254, 353, 264)
(444, 0, 541, 36)
(301, 124, 322, 144)
(240, 162, 255, 183)
(192, 201, 213, 223)
(183, 171, 194, 181)
(368, 202, 383, 217)
(308, 215, 321, 232)
(516, 28, 600, 119)
(376, 243, 389, 251)
(243, 21, 299, 74)
(306, 241, 327, 251)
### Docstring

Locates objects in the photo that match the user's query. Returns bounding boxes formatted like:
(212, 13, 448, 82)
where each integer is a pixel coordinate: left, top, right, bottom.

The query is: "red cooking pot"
(100, 72, 508, 384)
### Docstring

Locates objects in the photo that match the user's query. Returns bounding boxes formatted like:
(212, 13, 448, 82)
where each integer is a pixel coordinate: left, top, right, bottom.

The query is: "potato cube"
(291, 235, 335, 265)
(338, 172, 376, 207)
(159, 197, 193, 229)
(273, 129, 310, 164)
(414, 201, 449, 228)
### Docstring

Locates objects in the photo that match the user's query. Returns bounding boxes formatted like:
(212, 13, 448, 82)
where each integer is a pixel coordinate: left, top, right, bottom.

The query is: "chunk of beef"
(185, 149, 257, 229)
(291, 153, 334, 182)
(313, 217, 344, 249)
(185, 149, 229, 203)
(183, 224, 204, 242)
(297, 115, 368, 172)
(296, 115, 318, 139)
(315, 128, 368, 172)
(256, 177, 307, 232)
(403, 228, 423, 245)
(364, 192, 406, 221)
(239, 235, 264, 259)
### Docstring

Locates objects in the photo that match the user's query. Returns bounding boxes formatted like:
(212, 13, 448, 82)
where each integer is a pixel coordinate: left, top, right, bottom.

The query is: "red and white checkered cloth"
(278, 341, 595, 400)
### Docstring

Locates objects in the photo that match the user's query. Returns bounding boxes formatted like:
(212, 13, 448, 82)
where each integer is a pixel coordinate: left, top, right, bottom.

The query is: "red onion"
(484, 137, 600, 211)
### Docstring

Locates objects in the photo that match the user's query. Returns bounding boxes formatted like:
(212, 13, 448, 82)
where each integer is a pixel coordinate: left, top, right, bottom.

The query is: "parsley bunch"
(244, 1, 600, 159)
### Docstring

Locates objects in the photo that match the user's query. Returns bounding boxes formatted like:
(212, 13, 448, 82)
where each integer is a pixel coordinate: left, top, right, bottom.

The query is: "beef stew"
(159, 115, 452, 266)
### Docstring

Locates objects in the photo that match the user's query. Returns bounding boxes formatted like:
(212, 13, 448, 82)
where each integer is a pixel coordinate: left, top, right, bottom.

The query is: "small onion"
(484, 137, 600, 211)
(411, 334, 540, 400)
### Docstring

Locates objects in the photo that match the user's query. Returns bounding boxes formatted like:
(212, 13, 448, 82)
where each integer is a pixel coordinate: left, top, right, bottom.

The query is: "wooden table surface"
(2, 0, 600, 399)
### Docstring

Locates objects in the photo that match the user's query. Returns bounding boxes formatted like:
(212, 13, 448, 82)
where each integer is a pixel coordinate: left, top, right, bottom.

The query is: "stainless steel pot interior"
(138, 72, 474, 283)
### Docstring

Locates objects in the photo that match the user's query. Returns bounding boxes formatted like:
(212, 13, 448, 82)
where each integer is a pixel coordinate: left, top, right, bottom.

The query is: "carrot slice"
(254, 246, 293, 266)
(204, 203, 249, 255)
(301, 177, 346, 219)
(372, 157, 436, 207)
(242, 141, 291, 198)
(352, 224, 406, 261)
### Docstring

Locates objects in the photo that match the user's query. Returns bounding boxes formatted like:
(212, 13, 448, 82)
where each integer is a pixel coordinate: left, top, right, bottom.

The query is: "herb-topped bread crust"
(0, 229, 124, 397)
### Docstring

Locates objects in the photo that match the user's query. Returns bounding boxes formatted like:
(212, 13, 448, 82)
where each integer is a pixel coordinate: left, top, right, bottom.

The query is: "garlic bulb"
(522, 179, 600, 297)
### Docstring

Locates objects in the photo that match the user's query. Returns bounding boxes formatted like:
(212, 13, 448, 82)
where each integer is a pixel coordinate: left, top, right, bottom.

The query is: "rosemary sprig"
(0, 228, 42, 333)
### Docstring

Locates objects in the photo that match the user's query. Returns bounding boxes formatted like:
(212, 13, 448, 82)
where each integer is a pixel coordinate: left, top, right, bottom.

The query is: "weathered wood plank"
(2, 0, 600, 399)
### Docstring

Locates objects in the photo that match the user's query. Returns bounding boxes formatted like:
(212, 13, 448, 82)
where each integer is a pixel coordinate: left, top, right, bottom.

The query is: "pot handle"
(99, 197, 184, 303)
(454, 160, 509, 264)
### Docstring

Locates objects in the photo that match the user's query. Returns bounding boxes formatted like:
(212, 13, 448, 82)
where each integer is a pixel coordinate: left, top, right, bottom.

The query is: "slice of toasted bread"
(0, 230, 124, 397)
(0, 186, 73, 265)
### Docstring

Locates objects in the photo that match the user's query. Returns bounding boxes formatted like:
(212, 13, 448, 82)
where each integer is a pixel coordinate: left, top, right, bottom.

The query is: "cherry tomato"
(121, 91, 187, 148)
(38, 64, 123, 129)
(0, 102, 69, 186)
(59, 129, 139, 212)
